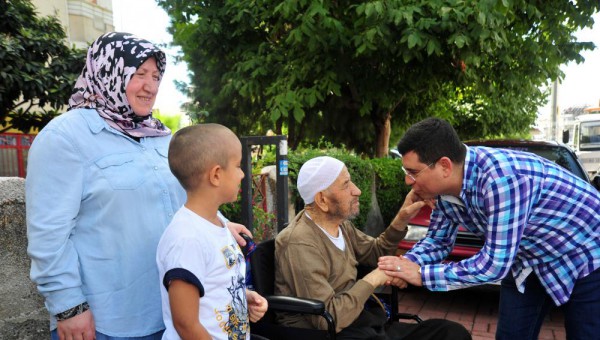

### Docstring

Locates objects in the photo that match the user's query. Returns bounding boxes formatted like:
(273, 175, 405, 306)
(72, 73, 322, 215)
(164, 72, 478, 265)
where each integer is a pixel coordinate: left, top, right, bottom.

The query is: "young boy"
(157, 124, 268, 340)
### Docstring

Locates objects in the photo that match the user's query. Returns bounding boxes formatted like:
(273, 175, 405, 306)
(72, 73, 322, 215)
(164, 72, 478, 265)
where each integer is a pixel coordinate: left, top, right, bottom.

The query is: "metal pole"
(550, 79, 559, 141)
(275, 138, 289, 231)
(240, 138, 253, 231)
(239, 135, 289, 233)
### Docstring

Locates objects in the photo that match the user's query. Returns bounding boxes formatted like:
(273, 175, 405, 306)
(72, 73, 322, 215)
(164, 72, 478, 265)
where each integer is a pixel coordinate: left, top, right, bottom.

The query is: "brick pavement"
(395, 286, 565, 340)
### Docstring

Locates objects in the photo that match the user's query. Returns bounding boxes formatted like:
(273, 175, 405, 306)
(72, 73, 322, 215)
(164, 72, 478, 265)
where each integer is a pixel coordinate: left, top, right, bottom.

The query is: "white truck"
(563, 107, 600, 177)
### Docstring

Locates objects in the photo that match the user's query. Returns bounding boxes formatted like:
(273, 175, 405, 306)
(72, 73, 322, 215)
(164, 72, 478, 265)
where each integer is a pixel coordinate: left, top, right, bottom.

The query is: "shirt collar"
(81, 109, 141, 142)
(439, 195, 465, 207)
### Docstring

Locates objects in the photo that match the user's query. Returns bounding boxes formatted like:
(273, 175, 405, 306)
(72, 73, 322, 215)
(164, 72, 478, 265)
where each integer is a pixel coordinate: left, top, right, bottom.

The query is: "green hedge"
(287, 150, 410, 230)
(370, 157, 412, 225)
(225, 147, 411, 234)
(287, 149, 373, 228)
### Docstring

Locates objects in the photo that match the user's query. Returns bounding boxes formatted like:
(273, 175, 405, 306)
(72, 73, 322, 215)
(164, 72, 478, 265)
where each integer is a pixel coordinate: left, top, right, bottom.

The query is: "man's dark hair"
(397, 117, 466, 164)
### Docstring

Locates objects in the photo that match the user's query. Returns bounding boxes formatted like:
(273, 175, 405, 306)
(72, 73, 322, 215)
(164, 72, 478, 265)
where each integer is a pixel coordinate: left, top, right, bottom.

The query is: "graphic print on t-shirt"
(216, 246, 249, 339)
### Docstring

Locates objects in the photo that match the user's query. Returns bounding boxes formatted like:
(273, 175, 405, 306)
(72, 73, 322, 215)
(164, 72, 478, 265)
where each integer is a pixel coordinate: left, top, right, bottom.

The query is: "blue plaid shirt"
(405, 146, 600, 305)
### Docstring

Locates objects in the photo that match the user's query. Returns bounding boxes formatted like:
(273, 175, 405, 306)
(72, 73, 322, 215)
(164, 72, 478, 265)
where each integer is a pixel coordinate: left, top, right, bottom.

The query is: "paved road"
(395, 285, 565, 340)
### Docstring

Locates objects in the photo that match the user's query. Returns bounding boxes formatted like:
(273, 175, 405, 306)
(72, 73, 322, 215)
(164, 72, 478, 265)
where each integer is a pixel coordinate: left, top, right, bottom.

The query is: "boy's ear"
(208, 165, 222, 186)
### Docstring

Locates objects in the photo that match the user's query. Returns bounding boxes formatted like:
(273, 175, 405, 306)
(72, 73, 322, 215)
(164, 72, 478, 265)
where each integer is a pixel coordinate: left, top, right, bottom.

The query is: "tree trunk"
(286, 114, 297, 150)
(373, 112, 391, 158)
(275, 119, 283, 136)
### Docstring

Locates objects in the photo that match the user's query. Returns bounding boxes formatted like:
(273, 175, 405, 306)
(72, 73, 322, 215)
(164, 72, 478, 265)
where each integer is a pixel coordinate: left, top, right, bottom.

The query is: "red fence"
(0, 133, 36, 178)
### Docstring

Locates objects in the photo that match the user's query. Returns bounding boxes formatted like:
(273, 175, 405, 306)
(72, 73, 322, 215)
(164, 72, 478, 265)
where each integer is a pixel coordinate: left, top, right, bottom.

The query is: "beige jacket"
(274, 210, 406, 332)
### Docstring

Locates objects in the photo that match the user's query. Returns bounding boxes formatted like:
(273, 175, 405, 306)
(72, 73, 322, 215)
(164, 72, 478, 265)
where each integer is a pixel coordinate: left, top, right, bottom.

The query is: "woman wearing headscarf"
(26, 32, 250, 340)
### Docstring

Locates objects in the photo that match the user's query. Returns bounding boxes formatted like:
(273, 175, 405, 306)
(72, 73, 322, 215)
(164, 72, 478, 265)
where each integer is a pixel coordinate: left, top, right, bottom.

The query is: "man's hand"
(227, 222, 253, 246)
(246, 290, 268, 322)
(378, 255, 423, 287)
(389, 190, 436, 231)
(57, 309, 95, 340)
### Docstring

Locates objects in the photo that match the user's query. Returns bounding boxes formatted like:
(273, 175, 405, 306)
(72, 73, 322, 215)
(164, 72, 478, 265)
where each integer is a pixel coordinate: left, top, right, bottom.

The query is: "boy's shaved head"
(168, 124, 239, 191)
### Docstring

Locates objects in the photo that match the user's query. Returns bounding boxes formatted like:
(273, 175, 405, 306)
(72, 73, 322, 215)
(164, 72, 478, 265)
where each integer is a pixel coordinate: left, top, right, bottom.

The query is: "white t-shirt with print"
(157, 206, 249, 340)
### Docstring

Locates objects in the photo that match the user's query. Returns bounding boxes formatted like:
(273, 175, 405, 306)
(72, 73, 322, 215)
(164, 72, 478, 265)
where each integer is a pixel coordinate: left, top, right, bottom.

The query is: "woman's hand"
(57, 309, 95, 340)
(227, 222, 253, 246)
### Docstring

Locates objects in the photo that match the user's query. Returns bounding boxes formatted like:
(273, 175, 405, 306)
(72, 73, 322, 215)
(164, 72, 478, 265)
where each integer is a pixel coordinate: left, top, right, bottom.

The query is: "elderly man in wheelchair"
(251, 156, 471, 340)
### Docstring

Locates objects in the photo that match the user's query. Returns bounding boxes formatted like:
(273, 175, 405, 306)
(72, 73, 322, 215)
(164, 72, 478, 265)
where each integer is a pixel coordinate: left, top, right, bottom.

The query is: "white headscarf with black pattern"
(69, 32, 170, 137)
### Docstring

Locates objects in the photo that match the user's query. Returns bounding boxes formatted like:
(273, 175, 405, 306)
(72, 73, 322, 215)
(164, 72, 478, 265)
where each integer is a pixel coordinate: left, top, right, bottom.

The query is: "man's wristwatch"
(55, 302, 90, 321)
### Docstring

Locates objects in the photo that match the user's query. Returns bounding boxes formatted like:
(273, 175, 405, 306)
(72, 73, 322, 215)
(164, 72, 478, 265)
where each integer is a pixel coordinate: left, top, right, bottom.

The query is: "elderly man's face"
(323, 167, 362, 220)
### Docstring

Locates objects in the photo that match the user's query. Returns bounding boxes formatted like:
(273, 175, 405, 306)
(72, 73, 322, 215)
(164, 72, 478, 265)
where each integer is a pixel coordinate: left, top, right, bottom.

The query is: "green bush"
(288, 148, 412, 230)
(369, 157, 410, 225)
(219, 193, 242, 225)
(223, 143, 411, 237)
(220, 193, 276, 243)
(153, 111, 182, 132)
(288, 149, 373, 229)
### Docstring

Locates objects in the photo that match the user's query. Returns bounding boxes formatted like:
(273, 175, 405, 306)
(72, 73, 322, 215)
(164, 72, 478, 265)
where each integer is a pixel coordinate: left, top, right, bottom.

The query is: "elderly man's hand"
(389, 190, 436, 231)
(378, 255, 423, 287)
(362, 268, 392, 288)
(385, 276, 409, 289)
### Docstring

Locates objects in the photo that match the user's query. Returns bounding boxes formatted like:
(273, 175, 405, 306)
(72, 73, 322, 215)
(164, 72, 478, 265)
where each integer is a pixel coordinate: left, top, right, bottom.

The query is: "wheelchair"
(246, 238, 422, 339)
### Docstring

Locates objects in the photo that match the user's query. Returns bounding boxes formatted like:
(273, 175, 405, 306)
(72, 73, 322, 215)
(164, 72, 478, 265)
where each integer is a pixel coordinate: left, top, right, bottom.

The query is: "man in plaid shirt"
(378, 117, 600, 340)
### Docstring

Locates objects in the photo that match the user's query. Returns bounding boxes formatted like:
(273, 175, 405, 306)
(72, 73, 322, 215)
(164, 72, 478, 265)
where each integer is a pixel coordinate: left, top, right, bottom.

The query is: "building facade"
(31, 0, 114, 48)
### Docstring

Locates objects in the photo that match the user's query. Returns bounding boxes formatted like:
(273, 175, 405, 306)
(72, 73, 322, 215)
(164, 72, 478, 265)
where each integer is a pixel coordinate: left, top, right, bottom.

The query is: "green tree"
(0, 0, 86, 133)
(153, 110, 184, 132)
(158, 0, 598, 156)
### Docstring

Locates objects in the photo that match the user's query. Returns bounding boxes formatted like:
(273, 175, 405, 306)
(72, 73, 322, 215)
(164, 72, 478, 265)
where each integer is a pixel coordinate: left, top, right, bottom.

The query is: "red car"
(397, 139, 598, 260)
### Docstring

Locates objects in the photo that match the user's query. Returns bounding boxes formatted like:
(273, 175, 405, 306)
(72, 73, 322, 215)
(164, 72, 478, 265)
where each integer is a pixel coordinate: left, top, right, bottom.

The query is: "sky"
(562, 15, 600, 108)
(112, 0, 188, 114)
(113, 1, 600, 117)
(539, 11, 600, 117)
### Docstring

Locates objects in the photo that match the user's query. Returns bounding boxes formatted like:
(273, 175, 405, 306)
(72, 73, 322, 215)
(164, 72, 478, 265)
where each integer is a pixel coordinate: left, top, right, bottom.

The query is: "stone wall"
(0, 177, 48, 339)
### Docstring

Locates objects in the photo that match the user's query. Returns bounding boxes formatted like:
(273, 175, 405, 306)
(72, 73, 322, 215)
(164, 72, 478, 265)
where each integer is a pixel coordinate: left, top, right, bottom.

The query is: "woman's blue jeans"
(496, 268, 600, 340)
(51, 329, 163, 340)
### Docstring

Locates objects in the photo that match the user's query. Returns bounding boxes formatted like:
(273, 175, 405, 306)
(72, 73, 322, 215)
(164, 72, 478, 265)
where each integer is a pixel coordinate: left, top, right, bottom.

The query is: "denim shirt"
(26, 109, 186, 336)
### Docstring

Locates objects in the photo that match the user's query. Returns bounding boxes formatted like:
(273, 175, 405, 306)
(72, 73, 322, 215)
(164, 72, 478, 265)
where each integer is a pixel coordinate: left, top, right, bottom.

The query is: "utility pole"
(550, 79, 559, 141)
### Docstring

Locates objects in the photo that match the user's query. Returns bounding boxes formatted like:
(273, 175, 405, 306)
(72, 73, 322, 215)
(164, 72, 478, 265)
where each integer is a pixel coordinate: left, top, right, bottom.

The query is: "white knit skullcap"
(297, 156, 345, 204)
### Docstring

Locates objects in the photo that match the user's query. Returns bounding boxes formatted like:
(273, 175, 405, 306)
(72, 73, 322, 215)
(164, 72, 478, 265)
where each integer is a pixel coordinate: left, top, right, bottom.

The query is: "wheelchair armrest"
(265, 295, 326, 315)
(264, 295, 337, 339)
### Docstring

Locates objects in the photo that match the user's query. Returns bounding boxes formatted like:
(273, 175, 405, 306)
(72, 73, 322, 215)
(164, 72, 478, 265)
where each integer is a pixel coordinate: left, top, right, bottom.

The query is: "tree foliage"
(153, 110, 184, 132)
(0, 0, 86, 133)
(158, 0, 598, 156)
